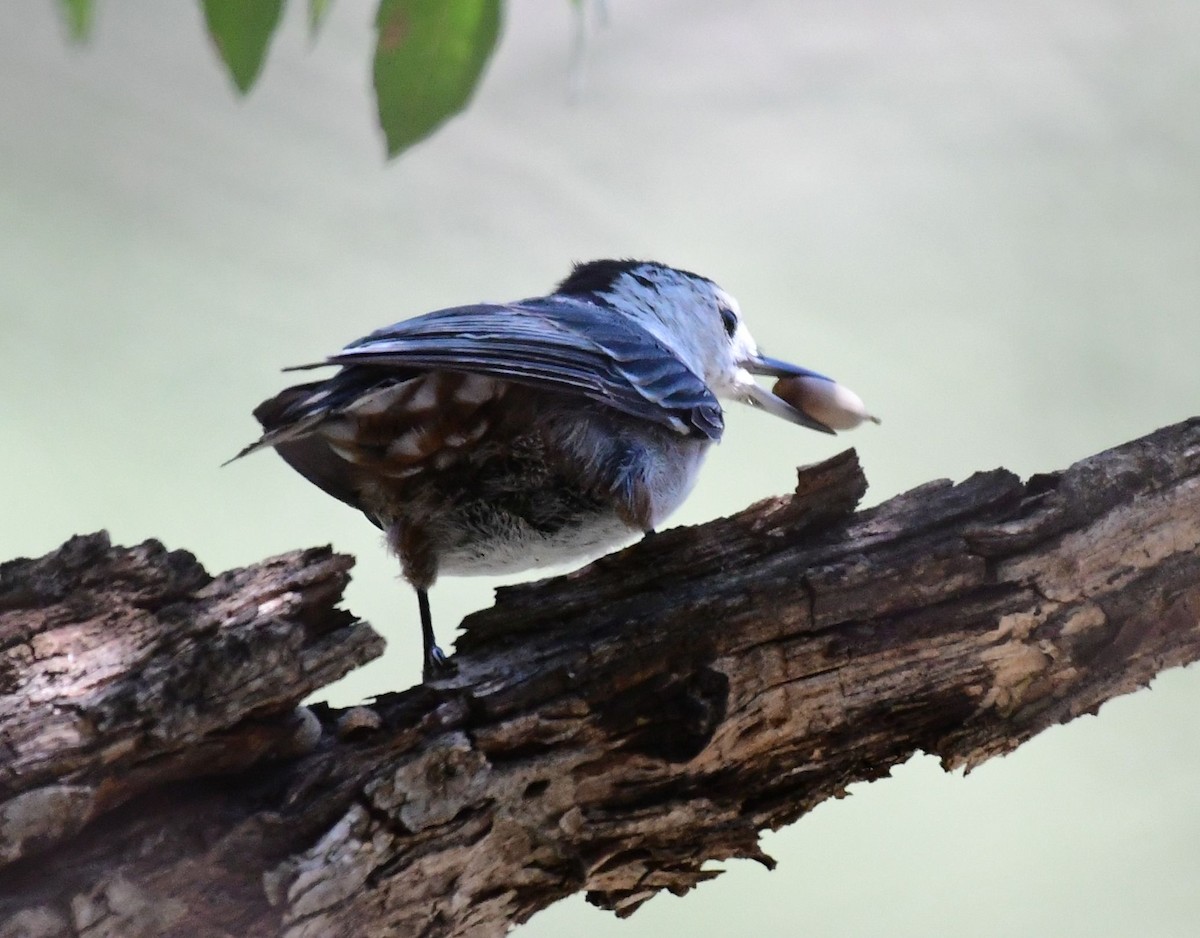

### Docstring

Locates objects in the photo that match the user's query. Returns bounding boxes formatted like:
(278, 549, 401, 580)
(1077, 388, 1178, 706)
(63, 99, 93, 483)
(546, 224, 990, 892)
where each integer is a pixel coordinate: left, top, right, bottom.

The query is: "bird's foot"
(422, 644, 457, 682)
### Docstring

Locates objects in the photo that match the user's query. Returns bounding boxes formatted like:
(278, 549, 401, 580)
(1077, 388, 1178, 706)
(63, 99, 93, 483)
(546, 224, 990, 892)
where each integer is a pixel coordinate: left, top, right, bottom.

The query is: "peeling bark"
(2, 418, 1199, 938)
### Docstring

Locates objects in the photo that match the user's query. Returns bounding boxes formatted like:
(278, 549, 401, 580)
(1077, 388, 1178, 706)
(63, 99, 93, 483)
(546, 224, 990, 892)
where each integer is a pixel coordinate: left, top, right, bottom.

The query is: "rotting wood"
(1, 418, 1199, 938)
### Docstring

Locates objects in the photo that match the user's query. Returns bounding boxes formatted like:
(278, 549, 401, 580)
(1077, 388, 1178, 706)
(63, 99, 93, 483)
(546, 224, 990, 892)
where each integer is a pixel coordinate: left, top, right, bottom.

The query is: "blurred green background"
(3, 2, 1199, 935)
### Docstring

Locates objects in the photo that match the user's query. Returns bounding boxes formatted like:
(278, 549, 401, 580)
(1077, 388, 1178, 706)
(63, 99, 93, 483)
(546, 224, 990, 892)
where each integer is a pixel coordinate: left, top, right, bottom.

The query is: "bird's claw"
(423, 644, 457, 682)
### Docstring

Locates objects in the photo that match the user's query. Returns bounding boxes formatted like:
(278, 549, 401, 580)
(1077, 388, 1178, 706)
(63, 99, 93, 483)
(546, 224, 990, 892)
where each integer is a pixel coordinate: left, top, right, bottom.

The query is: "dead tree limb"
(2, 418, 1199, 938)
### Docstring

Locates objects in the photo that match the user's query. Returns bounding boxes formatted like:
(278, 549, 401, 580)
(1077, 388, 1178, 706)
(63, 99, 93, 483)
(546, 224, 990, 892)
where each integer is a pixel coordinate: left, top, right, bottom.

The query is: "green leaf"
(309, 0, 333, 36)
(201, 0, 286, 94)
(58, 0, 93, 42)
(373, 0, 503, 158)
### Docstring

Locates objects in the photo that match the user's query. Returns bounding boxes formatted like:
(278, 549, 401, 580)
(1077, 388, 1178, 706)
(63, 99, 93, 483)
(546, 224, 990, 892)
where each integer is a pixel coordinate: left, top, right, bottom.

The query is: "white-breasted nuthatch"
(230, 259, 878, 679)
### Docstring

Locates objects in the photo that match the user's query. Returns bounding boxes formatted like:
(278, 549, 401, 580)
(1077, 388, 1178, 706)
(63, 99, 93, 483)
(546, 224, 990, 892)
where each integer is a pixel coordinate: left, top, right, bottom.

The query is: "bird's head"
(555, 259, 879, 434)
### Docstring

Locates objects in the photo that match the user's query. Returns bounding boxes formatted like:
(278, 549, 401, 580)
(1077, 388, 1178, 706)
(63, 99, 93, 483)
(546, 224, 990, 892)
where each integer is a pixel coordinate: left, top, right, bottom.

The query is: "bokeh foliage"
(55, 0, 505, 159)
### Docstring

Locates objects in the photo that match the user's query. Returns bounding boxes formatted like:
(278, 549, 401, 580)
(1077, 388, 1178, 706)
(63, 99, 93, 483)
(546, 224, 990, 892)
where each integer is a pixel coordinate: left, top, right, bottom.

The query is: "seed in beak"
(772, 376, 880, 431)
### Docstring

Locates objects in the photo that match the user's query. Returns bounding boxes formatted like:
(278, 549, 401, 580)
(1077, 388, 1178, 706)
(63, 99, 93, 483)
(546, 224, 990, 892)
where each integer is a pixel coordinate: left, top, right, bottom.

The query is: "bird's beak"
(741, 354, 881, 435)
(747, 355, 832, 383)
(741, 355, 837, 434)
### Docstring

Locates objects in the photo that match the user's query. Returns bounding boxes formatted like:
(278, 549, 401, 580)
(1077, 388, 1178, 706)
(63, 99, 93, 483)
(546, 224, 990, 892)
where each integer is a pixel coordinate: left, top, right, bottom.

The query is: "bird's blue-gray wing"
(319, 297, 723, 440)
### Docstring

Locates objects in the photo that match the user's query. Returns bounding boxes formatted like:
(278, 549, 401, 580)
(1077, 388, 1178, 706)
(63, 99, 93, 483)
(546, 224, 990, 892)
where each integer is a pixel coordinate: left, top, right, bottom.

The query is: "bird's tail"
(222, 382, 330, 466)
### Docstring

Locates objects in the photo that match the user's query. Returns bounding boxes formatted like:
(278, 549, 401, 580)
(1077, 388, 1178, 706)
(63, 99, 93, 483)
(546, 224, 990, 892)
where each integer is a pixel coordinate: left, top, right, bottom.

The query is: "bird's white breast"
(438, 432, 710, 577)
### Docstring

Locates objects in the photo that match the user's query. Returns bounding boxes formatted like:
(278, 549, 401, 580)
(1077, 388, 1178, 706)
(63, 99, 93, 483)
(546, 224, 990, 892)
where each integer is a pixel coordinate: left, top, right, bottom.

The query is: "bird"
(229, 259, 878, 680)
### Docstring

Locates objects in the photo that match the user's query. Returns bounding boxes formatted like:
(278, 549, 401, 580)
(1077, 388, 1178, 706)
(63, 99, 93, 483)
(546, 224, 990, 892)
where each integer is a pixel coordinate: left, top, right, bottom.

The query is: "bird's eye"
(719, 306, 738, 338)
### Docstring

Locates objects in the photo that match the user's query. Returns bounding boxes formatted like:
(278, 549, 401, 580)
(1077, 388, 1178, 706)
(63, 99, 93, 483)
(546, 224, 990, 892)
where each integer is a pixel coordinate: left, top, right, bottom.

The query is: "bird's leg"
(418, 587, 455, 681)
(391, 523, 455, 681)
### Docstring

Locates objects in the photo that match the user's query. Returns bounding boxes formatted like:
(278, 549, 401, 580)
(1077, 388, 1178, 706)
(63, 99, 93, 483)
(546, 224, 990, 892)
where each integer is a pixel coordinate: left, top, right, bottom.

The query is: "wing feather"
(324, 297, 723, 440)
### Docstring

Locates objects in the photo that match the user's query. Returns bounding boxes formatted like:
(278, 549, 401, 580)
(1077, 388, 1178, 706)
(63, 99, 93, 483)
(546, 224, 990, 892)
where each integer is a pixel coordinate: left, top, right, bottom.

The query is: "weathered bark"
(2, 418, 1199, 938)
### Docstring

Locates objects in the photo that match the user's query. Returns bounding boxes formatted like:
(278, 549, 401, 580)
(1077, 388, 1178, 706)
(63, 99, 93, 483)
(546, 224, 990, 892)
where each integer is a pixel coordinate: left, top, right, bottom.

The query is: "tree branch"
(3, 418, 1199, 938)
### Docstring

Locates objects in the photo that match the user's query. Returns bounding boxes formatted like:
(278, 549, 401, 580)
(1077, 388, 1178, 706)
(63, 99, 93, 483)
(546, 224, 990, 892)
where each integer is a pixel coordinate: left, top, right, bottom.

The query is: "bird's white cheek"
(721, 367, 759, 400)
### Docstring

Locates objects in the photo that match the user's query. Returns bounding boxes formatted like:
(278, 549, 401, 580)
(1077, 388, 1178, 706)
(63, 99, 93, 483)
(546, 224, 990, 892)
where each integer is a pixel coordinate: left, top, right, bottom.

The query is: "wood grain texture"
(2, 418, 1198, 937)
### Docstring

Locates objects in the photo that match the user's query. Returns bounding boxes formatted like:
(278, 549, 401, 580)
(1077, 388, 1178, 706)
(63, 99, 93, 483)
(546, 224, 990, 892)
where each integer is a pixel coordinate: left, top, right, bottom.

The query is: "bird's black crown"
(554, 259, 712, 298)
